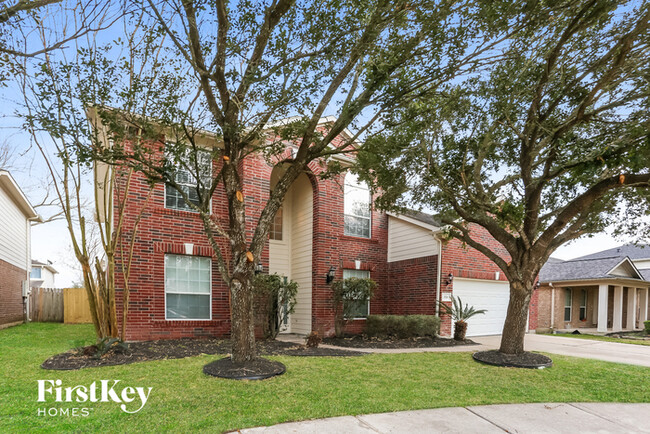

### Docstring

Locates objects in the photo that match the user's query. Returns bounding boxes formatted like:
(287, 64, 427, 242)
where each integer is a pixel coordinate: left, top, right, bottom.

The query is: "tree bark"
(499, 280, 532, 354)
(230, 274, 256, 363)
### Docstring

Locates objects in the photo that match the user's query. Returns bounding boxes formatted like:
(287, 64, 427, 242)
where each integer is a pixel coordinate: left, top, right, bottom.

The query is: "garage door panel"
(453, 279, 510, 337)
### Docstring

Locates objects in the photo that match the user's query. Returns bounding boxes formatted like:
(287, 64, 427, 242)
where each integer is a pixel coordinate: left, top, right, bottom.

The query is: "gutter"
(435, 233, 443, 317)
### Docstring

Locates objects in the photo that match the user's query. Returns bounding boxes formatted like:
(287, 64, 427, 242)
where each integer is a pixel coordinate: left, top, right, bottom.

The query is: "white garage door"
(452, 278, 511, 336)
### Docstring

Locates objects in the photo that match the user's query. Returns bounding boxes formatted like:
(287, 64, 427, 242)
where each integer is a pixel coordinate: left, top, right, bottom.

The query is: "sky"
(1, 1, 645, 287)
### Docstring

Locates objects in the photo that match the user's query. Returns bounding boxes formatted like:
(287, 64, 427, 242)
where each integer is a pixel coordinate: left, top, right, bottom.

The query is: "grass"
(548, 332, 650, 346)
(1, 323, 649, 433)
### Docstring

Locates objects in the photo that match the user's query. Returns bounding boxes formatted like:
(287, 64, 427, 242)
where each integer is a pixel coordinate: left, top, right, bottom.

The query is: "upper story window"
(344, 173, 371, 238)
(165, 147, 212, 212)
(30, 268, 42, 279)
(270, 206, 283, 241)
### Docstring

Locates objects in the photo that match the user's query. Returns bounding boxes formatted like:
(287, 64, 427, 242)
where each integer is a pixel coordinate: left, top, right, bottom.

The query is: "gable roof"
(0, 170, 40, 220)
(539, 255, 645, 283)
(31, 259, 58, 274)
(576, 243, 650, 261)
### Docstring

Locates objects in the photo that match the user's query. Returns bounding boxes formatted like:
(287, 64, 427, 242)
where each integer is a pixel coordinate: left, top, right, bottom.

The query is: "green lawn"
(1, 323, 649, 433)
(548, 332, 650, 346)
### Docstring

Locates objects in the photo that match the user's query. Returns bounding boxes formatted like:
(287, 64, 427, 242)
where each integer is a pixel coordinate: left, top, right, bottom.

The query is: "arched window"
(344, 173, 371, 238)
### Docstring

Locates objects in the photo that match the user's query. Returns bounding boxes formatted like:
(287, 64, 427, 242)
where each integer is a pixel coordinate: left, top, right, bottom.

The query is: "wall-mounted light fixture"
(534, 281, 541, 290)
(446, 273, 454, 285)
(255, 263, 264, 275)
(326, 266, 336, 284)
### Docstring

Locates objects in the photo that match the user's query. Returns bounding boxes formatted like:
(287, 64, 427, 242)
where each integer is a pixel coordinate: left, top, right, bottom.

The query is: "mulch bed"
(322, 335, 477, 349)
(41, 338, 364, 371)
(473, 350, 553, 369)
(606, 331, 650, 341)
(203, 357, 286, 380)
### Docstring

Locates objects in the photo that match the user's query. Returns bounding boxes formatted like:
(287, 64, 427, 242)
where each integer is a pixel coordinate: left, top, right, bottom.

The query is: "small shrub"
(365, 315, 440, 338)
(645, 320, 650, 334)
(305, 331, 321, 348)
(253, 273, 298, 339)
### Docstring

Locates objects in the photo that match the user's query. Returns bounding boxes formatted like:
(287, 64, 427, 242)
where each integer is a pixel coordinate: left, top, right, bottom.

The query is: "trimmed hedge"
(645, 320, 650, 334)
(365, 315, 440, 338)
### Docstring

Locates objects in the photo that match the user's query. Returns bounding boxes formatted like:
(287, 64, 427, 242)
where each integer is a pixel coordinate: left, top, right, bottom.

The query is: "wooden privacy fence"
(29, 288, 93, 324)
(29, 288, 63, 322)
(63, 288, 93, 324)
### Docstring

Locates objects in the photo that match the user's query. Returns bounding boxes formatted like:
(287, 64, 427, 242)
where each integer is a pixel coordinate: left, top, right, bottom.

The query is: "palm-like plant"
(438, 296, 487, 341)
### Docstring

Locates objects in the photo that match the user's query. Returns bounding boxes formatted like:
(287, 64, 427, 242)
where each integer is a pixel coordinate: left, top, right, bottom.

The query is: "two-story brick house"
(103, 117, 531, 341)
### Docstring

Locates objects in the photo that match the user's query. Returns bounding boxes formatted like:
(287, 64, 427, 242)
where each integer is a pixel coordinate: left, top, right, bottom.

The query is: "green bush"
(253, 273, 298, 339)
(365, 315, 440, 338)
(645, 320, 650, 334)
(331, 277, 377, 337)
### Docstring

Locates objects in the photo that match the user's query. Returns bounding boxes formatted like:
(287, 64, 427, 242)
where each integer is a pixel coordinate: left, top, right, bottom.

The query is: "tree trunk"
(453, 321, 467, 341)
(499, 280, 532, 354)
(230, 274, 256, 364)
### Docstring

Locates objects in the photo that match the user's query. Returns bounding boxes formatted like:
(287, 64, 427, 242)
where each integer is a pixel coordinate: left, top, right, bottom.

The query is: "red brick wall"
(386, 256, 438, 316)
(0, 259, 25, 326)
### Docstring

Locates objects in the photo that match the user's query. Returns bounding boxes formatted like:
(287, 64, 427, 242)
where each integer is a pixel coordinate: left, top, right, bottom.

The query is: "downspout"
(435, 233, 443, 317)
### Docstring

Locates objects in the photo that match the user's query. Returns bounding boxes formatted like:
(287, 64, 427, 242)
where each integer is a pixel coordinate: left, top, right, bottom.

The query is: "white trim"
(606, 257, 645, 280)
(386, 212, 440, 232)
(164, 253, 212, 321)
(0, 170, 40, 220)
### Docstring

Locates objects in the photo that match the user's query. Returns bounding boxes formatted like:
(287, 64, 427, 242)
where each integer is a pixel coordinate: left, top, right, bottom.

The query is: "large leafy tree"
(89, 0, 525, 365)
(359, 0, 650, 355)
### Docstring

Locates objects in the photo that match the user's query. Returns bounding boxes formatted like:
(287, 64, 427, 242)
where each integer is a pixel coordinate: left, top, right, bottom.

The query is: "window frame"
(164, 254, 212, 321)
(342, 269, 371, 319)
(164, 146, 213, 213)
(343, 172, 372, 239)
(564, 288, 572, 322)
(269, 204, 283, 241)
(579, 289, 587, 321)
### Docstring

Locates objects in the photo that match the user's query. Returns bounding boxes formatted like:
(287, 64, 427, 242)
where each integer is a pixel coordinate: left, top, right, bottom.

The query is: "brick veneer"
(113, 138, 526, 340)
(0, 259, 25, 326)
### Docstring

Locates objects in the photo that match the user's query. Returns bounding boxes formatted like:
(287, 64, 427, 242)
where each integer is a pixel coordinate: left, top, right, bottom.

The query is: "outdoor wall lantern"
(446, 273, 454, 285)
(326, 266, 336, 284)
(255, 263, 264, 275)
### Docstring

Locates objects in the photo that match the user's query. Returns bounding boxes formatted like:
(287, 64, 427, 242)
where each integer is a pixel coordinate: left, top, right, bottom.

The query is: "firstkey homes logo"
(37, 380, 153, 416)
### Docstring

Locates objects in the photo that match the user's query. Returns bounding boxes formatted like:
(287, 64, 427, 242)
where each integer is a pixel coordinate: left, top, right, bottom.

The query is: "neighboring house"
(537, 244, 650, 333)
(94, 116, 526, 341)
(30, 259, 58, 288)
(0, 170, 40, 328)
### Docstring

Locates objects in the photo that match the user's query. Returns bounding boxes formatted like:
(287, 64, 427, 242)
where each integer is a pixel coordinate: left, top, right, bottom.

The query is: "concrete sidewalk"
(241, 403, 650, 433)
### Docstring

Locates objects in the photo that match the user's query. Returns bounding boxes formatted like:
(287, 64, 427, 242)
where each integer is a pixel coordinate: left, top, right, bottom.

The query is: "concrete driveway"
(472, 334, 650, 367)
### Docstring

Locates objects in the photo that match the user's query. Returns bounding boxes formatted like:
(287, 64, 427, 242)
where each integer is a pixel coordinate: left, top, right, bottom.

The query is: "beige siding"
(289, 174, 313, 334)
(633, 259, 650, 270)
(0, 186, 29, 270)
(269, 191, 292, 279)
(387, 216, 439, 262)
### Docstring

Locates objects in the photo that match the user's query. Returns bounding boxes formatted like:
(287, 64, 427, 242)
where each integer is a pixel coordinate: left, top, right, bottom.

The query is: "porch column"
(597, 284, 609, 333)
(612, 285, 623, 332)
(626, 287, 637, 330)
(640, 288, 649, 325)
(592, 290, 599, 324)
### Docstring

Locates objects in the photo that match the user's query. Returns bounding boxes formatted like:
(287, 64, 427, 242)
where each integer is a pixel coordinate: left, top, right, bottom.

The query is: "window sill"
(340, 235, 377, 244)
(154, 206, 202, 217)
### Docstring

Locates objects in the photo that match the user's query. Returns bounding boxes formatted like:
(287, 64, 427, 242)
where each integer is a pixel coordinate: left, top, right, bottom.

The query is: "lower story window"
(579, 289, 587, 321)
(343, 269, 370, 318)
(165, 254, 211, 320)
(564, 288, 572, 322)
